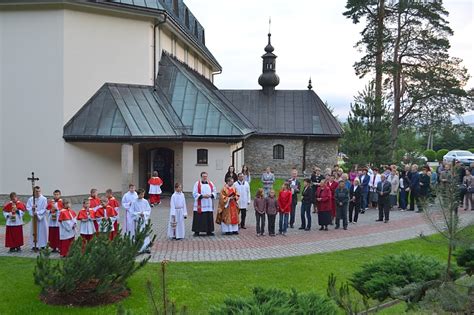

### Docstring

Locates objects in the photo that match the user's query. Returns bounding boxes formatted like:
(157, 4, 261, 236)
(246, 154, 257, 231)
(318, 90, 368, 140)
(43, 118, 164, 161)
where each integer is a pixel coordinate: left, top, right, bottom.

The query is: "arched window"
(185, 8, 190, 28)
(197, 149, 208, 165)
(273, 145, 284, 160)
(173, 0, 179, 17)
(194, 20, 198, 37)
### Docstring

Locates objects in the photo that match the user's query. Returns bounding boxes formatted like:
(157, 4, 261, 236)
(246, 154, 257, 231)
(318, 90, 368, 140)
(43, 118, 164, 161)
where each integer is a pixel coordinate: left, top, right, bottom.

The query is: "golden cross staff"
(27, 172, 39, 250)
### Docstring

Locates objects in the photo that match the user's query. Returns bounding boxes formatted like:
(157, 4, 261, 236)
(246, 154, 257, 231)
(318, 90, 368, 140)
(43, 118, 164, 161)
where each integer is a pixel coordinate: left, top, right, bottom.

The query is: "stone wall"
(305, 139, 339, 174)
(244, 137, 338, 178)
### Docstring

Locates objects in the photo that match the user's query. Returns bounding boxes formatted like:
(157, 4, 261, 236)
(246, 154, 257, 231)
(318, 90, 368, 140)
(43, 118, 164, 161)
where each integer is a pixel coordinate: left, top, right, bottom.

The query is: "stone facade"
(244, 137, 338, 177)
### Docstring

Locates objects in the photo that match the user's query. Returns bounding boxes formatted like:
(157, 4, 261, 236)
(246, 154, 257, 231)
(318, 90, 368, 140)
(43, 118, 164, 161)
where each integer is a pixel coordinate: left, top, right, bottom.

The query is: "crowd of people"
(3, 161, 471, 255)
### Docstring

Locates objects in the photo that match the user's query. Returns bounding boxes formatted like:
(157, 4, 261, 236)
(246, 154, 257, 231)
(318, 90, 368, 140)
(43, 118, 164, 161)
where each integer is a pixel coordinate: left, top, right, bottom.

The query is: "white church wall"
(0, 9, 65, 195)
(182, 142, 232, 192)
(0, 12, 4, 194)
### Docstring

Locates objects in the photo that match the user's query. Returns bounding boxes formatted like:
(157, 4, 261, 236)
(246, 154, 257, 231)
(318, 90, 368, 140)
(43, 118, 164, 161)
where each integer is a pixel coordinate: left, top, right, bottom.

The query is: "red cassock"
(328, 181, 338, 218)
(46, 199, 63, 250)
(89, 197, 101, 234)
(3, 200, 26, 248)
(95, 205, 119, 240)
(77, 208, 95, 248)
(58, 209, 77, 257)
(148, 177, 163, 204)
(107, 197, 120, 236)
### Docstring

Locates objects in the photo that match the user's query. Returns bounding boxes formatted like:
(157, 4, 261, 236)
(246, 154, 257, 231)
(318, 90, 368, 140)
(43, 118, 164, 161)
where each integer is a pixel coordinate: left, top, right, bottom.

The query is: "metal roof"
(220, 90, 343, 137)
(63, 53, 255, 142)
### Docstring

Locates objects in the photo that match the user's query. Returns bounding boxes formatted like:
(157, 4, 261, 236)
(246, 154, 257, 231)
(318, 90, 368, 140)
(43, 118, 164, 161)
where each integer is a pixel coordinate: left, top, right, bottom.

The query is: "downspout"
(232, 142, 245, 168)
(153, 14, 167, 89)
(211, 69, 222, 84)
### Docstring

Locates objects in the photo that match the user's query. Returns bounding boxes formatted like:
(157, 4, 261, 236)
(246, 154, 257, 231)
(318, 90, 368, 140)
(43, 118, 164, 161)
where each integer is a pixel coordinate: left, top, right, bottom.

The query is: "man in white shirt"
(368, 168, 381, 208)
(26, 186, 48, 250)
(234, 173, 251, 229)
(121, 184, 138, 236)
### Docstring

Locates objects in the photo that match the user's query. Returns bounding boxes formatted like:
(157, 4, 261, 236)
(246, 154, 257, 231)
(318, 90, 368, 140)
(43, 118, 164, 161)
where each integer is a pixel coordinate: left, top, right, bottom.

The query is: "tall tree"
(340, 82, 390, 166)
(344, 0, 387, 163)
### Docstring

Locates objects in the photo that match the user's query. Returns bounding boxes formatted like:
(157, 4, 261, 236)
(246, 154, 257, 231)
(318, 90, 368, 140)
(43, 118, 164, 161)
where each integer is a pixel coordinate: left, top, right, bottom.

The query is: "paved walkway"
(1, 198, 473, 262)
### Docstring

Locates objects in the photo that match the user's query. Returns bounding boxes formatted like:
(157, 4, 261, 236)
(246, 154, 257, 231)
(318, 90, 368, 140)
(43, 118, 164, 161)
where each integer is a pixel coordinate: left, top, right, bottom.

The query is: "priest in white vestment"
(26, 186, 48, 250)
(192, 172, 216, 236)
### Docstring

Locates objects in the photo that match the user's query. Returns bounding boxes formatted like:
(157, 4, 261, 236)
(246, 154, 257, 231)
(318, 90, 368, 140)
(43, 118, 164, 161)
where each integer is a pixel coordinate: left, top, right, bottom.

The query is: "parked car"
(443, 150, 474, 166)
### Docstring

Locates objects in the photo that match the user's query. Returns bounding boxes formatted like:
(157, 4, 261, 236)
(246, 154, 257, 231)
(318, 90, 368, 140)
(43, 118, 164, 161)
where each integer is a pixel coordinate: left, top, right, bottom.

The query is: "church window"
(197, 149, 208, 165)
(185, 8, 190, 28)
(194, 20, 198, 37)
(202, 29, 205, 45)
(273, 145, 284, 160)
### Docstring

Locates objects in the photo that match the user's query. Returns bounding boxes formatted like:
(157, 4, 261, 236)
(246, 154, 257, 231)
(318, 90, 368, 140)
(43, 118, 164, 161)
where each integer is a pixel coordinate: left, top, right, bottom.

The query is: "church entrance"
(148, 148, 174, 193)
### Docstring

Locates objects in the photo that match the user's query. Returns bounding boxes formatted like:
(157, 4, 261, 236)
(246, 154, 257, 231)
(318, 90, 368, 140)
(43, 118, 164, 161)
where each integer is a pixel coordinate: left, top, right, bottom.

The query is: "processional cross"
(27, 172, 39, 250)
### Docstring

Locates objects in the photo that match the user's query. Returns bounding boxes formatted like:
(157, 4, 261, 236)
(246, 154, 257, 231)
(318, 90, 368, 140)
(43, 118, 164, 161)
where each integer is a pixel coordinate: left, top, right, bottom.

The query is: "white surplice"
(26, 195, 48, 248)
(59, 210, 76, 240)
(192, 181, 217, 212)
(121, 191, 138, 235)
(130, 198, 151, 252)
(167, 192, 188, 239)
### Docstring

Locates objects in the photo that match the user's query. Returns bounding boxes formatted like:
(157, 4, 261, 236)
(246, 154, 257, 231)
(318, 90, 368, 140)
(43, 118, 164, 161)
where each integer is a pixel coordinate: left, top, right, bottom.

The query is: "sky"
(185, 0, 474, 119)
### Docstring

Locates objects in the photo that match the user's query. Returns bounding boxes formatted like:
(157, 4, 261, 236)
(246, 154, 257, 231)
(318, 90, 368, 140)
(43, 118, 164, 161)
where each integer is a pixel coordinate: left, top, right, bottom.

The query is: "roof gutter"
(153, 15, 167, 88)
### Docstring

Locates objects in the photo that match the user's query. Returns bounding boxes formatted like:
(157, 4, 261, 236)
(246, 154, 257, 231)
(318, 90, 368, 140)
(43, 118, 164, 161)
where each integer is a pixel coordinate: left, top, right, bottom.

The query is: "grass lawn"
(0, 207, 31, 226)
(1, 227, 472, 315)
(249, 178, 286, 197)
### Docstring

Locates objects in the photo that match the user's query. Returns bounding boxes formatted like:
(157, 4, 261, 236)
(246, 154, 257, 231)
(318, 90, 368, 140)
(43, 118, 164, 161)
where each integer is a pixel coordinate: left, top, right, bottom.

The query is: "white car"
(443, 150, 474, 166)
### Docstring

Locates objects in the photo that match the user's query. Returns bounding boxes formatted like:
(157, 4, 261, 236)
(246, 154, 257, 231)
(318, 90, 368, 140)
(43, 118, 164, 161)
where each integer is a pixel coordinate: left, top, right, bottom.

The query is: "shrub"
(469, 148, 474, 154)
(34, 219, 155, 306)
(209, 287, 338, 315)
(350, 253, 444, 302)
(423, 149, 436, 162)
(436, 149, 449, 162)
(456, 247, 474, 276)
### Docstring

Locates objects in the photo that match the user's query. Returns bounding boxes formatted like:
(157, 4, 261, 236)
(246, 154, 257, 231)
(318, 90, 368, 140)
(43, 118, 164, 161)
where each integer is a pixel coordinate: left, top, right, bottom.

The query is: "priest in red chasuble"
(216, 177, 240, 235)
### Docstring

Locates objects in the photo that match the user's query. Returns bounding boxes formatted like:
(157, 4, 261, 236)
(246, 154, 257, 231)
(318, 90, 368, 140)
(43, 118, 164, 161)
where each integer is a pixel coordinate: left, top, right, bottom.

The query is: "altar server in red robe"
(95, 197, 118, 240)
(46, 190, 63, 253)
(77, 199, 96, 246)
(3, 192, 26, 252)
(106, 189, 120, 239)
(148, 171, 163, 206)
(88, 188, 101, 234)
(58, 200, 76, 257)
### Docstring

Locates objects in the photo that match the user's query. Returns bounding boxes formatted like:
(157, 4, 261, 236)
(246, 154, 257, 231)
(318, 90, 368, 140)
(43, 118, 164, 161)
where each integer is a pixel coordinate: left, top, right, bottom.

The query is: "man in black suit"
(349, 178, 362, 223)
(376, 174, 392, 223)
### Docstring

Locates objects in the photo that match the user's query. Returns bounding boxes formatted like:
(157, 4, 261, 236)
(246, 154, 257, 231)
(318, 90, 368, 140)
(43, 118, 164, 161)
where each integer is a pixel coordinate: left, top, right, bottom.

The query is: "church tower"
(258, 32, 280, 94)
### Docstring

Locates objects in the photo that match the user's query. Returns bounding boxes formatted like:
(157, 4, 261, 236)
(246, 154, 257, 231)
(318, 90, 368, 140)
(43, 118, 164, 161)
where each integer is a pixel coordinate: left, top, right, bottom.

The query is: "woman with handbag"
(463, 169, 474, 211)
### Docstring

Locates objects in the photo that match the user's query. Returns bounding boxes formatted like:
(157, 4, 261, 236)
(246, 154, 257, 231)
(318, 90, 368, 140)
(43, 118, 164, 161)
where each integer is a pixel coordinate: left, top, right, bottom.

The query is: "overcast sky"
(186, 0, 473, 119)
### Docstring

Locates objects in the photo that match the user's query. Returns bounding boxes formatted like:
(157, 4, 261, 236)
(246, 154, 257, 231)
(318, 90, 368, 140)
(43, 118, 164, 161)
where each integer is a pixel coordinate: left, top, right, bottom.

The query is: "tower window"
(194, 20, 198, 37)
(273, 145, 284, 160)
(197, 149, 208, 165)
(202, 29, 205, 45)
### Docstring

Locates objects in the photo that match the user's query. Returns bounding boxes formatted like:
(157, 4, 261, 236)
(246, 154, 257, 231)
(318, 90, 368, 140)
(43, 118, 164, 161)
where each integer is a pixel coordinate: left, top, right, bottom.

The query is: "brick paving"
(1, 198, 473, 262)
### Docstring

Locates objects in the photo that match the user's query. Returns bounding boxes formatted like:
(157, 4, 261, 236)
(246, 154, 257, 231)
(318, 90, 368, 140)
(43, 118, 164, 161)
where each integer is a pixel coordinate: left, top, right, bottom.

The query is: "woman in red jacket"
(278, 183, 292, 236)
(328, 175, 338, 223)
(316, 180, 332, 231)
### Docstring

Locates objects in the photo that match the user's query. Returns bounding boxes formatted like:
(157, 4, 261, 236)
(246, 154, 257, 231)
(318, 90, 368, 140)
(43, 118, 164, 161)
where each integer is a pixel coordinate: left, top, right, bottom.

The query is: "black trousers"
(255, 211, 266, 234)
(409, 190, 421, 211)
(349, 201, 360, 222)
(267, 214, 276, 235)
(290, 195, 297, 226)
(378, 196, 390, 221)
(240, 208, 247, 227)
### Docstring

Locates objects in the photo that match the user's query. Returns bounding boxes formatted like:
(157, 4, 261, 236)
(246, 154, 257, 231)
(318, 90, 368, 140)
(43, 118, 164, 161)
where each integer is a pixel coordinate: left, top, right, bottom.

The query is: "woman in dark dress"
(316, 180, 332, 231)
(224, 166, 238, 184)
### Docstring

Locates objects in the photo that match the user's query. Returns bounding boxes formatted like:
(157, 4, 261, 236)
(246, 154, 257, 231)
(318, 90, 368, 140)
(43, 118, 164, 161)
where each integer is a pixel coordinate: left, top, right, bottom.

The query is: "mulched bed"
(40, 280, 130, 306)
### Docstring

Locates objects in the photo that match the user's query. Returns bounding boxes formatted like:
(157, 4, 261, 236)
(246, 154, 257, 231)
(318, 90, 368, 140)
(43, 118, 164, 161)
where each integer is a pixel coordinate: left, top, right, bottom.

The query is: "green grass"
(1, 227, 472, 315)
(0, 207, 31, 226)
(249, 178, 287, 197)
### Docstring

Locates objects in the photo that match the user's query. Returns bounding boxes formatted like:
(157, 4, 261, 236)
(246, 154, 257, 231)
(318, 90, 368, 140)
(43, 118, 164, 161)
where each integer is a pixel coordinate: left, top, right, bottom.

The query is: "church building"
(0, 0, 341, 197)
